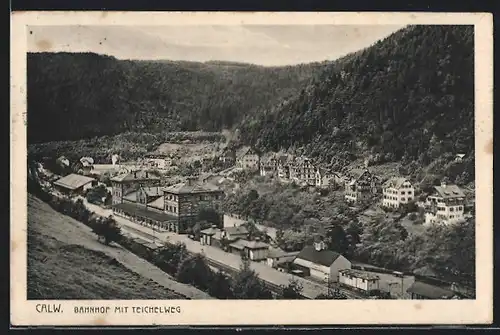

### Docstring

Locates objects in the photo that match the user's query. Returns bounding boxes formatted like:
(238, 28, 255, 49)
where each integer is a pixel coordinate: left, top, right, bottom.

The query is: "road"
(79, 199, 332, 299)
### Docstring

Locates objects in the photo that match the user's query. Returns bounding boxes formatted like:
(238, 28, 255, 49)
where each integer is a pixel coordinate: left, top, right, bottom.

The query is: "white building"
(293, 239, 351, 283)
(236, 147, 260, 171)
(315, 168, 338, 188)
(339, 269, 380, 293)
(424, 183, 466, 225)
(382, 177, 415, 208)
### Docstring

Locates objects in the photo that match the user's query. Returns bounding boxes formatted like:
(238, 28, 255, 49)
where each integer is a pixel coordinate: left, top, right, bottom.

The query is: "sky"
(28, 25, 406, 66)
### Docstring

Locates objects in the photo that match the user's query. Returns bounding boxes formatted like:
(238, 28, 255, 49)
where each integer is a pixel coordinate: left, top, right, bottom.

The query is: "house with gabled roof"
(382, 177, 415, 209)
(424, 182, 466, 225)
(236, 146, 260, 171)
(228, 237, 270, 261)
(344, 168, 381, 204)
(53, 173, 97, 195)
(293, 237, 351, 283)
(315, 167, 339, 189)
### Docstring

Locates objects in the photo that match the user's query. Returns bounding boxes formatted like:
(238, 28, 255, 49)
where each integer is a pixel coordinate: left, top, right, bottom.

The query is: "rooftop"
(200, 227, 222, 236)
(141, 186, 164, 197)
(112, 202, 177, 223)
(406, 281, 457, 299)
(383, 177, 410, 189)
(163, 180, 222, 194)
(54, 174, 95, 190)
(147, 196, 165, 210)
(229, 239, 269, 250)
(433, 184, 465, 199)
(267, 247, 300, 259)
(339, 269, 380, 281)
(111, 170, 161, 183)
(224, 226, 249, 235)
(295, 245, 343, 267)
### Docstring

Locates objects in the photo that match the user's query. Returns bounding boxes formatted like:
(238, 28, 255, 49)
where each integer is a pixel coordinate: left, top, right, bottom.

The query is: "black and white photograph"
(11, 12, 493, 326)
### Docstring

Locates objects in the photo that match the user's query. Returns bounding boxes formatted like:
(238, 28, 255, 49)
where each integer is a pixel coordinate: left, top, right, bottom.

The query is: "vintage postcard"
(11, 12, 493, 326)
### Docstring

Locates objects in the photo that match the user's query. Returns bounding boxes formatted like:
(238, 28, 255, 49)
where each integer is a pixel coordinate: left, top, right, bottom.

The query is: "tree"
(279, 278, 304, 299)
(86, 184, 108, 204)
(91, 215, 122, 245)
(197, 208, 222, 227)
(155, 242, 189, 275)
(208, 270, 234, 299)
(315, 288, 348, 300)
(232, 257, 273, 299)
(325, 224, 349, 254)
(176, 254, 213, 291)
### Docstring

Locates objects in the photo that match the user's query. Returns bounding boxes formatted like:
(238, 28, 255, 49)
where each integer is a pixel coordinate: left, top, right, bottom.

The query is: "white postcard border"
(11, 11, 493, 326)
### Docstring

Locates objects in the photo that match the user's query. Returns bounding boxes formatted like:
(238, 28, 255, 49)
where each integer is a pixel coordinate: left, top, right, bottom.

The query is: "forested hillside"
(27, 53, 324, 143)
(238, 25, 474, 176)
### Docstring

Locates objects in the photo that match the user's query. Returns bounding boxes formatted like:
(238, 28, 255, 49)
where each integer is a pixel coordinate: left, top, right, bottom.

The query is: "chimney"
(211, 224, 217, 228)
(441, 181, 447, 188)
(255, 237, 261, 242)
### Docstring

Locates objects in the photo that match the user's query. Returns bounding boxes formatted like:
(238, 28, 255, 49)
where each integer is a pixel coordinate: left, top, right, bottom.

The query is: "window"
(401, 191, 405, 195)
(401, 197, 406, 202)
(450, 207, 454, 212)
(408, 197, 413, 201)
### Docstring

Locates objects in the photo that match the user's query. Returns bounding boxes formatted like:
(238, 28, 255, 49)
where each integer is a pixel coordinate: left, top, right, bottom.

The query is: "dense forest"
(27, 53, 325, 143)
(238, 25, 474, 174)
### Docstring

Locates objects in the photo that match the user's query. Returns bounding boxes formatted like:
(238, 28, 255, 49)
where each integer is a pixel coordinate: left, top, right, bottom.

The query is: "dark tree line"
(239, 25, 474, 179)
(27, 52, 323, 143)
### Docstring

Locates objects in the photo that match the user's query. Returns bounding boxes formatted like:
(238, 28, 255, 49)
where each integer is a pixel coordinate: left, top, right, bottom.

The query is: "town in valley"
(26, 24, 476, 301)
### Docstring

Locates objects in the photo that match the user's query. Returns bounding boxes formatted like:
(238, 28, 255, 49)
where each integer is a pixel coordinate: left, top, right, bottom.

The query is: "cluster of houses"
(198, 224, 386, 295)
(110, 170, 225, 234)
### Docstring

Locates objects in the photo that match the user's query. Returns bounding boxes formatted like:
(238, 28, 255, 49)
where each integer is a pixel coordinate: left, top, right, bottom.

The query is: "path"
(106, 213, 328, 299)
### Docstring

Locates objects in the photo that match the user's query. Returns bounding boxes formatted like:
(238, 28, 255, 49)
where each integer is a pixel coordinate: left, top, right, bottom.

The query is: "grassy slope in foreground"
(27, 194, 210, 300)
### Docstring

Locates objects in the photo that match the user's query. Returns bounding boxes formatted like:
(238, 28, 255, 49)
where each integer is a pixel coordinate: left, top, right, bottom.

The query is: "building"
(293, 238, 351, 283)
(136, 185, 164, 205)
(143, 154, 173, 170)
(200, 226, 223, 247)
(219, 147, 236, 166)
(290, 158, 317, 186)
(344, 168, 381, 204)
(315, 168, 339, 188)
(338, 269, 380, 293)
(53, 173, 97, 195)
(111, 170, 161, 205)
(424, 183, 466, 225)
(228, 238, 270, 261)
(112, 177, 224, 234)
(266, 248, 300, 268)
(406, 281, 459, 300)
(382, 177, 415, 209)
(455, 153, 466, 162)
(221, 225, 249, 242)
(277, 157, 292, 181)
(259, 155, 279, 177)
(236, 147, 260, 171)
(161, 179, 225, 233)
